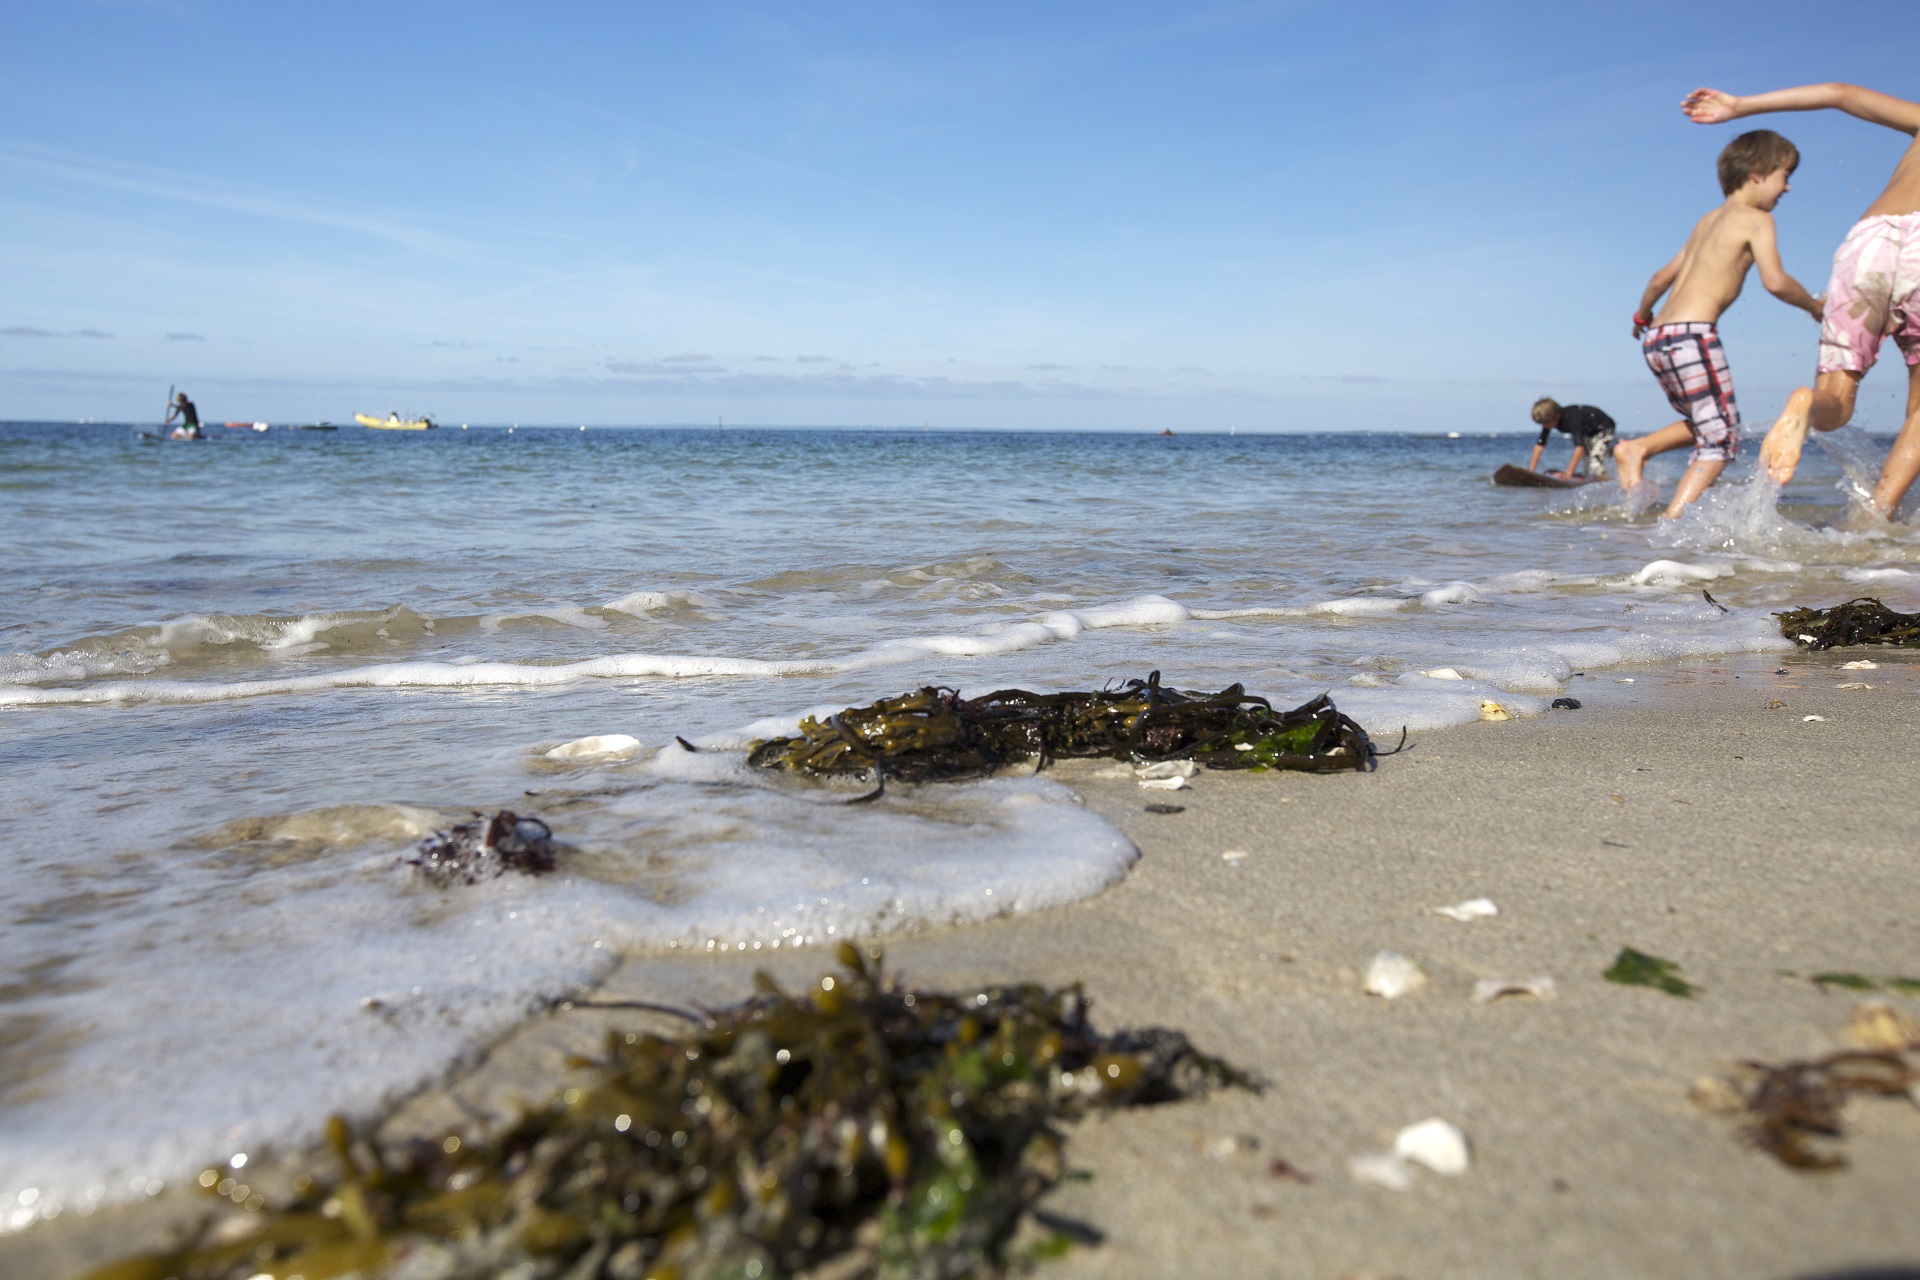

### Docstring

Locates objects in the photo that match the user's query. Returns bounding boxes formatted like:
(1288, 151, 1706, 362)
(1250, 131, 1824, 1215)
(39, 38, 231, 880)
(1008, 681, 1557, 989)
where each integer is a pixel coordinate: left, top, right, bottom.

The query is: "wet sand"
(9, 648, 1920, 1280)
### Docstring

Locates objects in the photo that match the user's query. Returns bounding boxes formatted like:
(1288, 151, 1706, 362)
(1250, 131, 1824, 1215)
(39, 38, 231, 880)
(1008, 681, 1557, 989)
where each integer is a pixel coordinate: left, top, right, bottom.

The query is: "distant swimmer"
(1613, 128, 1823, 517)
(1681, 85, 1920, 517)
(164, 390, 204, 441)
(1526, 398, 1616, 479)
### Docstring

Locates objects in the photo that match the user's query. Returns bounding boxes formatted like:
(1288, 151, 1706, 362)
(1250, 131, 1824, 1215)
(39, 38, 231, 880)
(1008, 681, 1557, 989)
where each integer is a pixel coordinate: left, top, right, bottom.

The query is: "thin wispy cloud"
(0, 140, 469, 259)
(1, 325, 112, 339)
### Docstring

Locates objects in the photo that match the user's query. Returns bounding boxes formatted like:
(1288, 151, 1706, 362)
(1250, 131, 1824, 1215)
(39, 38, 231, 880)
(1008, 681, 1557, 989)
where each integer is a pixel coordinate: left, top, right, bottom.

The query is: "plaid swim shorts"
(1642, 322, 1740, 464)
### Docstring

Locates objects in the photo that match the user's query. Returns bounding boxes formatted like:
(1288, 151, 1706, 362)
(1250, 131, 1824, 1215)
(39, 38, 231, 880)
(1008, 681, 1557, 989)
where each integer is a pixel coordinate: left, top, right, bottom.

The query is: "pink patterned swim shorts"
(1818, 213, 1920, 375)
(1642, 322, 1741, 463)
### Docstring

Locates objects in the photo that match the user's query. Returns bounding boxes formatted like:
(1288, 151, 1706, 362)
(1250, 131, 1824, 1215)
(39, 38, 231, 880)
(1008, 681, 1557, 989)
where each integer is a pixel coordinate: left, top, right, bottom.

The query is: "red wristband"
(1633, 312, 1652, 327)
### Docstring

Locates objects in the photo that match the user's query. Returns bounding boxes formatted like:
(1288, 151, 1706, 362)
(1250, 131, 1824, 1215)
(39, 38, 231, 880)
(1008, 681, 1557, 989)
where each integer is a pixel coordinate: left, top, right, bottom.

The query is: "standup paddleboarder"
(164, 390, 204, 440)
(1526, 398, 1615, 479)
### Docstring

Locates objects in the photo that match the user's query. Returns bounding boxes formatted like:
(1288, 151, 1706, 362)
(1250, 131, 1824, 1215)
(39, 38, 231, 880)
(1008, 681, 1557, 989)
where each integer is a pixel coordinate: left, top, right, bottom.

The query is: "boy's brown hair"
(1717, 129, 1799, 195)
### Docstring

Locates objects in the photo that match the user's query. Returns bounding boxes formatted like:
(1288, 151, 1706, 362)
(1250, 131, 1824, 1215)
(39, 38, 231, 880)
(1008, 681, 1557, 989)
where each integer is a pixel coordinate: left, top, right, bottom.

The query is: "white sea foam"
(1310, 597, 1408, 617)
(0, 770, 1133, 1229)
(0, 595, 1198, 706)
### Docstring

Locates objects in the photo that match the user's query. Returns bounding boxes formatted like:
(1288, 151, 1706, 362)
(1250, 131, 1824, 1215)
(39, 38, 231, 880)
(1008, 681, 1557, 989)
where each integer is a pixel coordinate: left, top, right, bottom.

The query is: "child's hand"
(1682, 88, 1739, 123)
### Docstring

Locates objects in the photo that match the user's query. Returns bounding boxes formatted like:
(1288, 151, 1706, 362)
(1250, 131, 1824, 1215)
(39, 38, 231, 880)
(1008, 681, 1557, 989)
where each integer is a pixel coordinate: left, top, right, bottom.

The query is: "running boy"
(1613, 130, 1824, 517)
(1683, 85, 1920, 517)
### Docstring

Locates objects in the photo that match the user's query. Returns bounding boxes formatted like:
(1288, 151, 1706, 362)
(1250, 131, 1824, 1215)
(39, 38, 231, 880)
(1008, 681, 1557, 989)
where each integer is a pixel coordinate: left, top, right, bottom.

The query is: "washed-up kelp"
(88, 946, 1254, 1280)
(748, 672, 1377, 785)
(406, 810, 555, 886)
(1775, 598, 1920, 649)
(1738, 1050, 1915, 1170)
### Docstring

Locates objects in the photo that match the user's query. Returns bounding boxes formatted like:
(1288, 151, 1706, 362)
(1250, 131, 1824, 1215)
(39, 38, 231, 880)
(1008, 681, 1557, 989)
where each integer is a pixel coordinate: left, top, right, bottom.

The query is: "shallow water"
(3, 421, 1916, 1229)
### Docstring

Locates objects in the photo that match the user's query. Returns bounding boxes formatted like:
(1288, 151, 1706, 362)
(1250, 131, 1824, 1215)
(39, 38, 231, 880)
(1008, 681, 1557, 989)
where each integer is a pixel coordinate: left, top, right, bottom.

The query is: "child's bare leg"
(1664, 458, 1728, 517)
(1760, 371, 1862, 483)
(1613, 421, 1692, 491)
(1868, 361, 1920, 516)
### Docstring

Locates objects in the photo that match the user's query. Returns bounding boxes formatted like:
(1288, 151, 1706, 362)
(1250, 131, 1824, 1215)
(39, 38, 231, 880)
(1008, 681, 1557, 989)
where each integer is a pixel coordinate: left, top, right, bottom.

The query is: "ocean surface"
(4, 420, 1918, 1231)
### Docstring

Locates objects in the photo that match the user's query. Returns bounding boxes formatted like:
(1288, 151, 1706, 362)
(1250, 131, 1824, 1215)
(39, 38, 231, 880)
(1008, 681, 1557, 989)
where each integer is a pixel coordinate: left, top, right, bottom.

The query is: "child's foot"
(1759, 388, 1816, 484)
(1614, 443, 1644, 493)
(1624, 480, 1658, 517)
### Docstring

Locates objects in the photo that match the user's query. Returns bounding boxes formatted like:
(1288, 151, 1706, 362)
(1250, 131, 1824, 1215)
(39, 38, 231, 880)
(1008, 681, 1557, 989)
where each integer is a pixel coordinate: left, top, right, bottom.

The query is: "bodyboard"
(1493, 464, 1591, 489)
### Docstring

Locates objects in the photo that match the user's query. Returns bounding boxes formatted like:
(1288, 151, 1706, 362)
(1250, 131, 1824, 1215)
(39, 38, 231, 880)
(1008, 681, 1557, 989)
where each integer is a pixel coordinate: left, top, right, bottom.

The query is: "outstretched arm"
(1683, 84, 1920, 136)
(1748, 215, 1824, 321)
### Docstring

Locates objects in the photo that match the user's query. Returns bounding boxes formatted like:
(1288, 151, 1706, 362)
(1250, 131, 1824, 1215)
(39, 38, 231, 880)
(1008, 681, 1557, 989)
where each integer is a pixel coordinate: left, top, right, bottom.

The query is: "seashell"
(1135, 760, 1197, 780)
(1421, 667, 1465, 680)
(1688, 1075, 1746, 1115)
(544, 734, 642, 760)
(1364, 951, 1426, 999)
(1802, 715, 1826, 723)
(1392, 1118, 1469, 1175)
(1347, 1153, 1413, 1191)
(1138, 776, 1189, 791)
(1471, 976, 1555, 1003)
(1220, 849, 1249, 864)
(1433, 897, 1498, 922)
(1847, 999, 1920, 1052)
(1836, 682, 1872, 690)
(1479, 700, 1511, 722)
(1841, 659, 1878, 670)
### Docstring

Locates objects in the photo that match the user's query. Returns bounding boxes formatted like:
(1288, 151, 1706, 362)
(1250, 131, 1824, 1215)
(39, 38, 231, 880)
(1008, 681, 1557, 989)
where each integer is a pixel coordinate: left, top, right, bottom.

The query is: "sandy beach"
(9, 646, 1919, 1280)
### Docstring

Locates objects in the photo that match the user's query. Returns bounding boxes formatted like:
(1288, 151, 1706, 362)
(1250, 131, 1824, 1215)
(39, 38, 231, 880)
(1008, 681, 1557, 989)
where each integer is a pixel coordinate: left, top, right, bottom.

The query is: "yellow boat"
(355, 412, 437, 431)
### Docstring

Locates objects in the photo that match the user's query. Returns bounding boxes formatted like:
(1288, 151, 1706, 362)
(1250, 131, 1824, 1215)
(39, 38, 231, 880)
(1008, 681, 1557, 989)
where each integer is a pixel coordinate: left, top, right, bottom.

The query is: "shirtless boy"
(1685, 85, 1920, 517)
(1613, 130, 1824, 517)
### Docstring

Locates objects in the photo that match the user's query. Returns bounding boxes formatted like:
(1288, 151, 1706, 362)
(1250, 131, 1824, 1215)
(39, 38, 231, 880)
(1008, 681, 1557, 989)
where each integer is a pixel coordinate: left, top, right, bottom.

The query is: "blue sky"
(4, 1, 1919, 430)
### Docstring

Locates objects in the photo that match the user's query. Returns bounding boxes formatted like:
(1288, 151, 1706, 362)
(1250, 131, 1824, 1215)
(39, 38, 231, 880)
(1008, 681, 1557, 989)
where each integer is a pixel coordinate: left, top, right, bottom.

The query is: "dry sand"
(9, 649, 1920, 1280)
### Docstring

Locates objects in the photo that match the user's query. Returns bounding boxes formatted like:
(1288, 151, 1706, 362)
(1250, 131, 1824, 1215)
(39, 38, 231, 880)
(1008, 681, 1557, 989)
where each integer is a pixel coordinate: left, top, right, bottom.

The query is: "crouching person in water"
(1527, 398, 1616, 479)
(1614, 128, 1823, 517)
(165, 391, 203, 441)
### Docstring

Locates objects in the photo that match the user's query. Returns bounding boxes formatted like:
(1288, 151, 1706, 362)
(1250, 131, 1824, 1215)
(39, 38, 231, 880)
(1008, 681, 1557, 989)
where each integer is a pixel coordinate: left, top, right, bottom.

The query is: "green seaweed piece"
(1811, 972, 1881, 992)
(1885, 977, 1920, 996)
(1603, 947, 1701, 997)
(1775, 597, 1920, 649)
(746, 672, 1379, 785)
(87, 945, 1255, 1280)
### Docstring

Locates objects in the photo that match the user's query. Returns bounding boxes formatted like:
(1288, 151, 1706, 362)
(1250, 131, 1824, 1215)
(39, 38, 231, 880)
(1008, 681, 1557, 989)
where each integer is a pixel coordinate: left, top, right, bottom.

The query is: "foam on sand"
(0, 767, 1133, 1231)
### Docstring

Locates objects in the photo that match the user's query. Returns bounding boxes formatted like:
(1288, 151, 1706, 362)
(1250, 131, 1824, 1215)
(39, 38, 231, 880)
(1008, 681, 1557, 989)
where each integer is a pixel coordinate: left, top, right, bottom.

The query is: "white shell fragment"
(1433, 897, 1498, 922)
(1364, 951, 1427, 999)
(1220, 849, 1249, 864)
(1471, 976, 1556, 1003)
(1138, 776, 1189, 791)
(1803, 715, 1826, 723)
(1421, 667, 1465, 680)
(1348, 1153, 1413, 1191)
(1836, 682, 1872, 690)
(1393, 1119, 1470, 1175)
(1478, 699, 1512, 722)
(543, 733, 642, 760)
(1135, 760, 1197, 780)
(1841, 659, 1879, 670)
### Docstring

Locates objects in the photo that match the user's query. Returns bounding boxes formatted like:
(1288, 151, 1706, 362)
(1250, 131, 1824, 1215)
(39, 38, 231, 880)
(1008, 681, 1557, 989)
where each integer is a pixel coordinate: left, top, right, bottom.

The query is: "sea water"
(2, 422, 1917, 1229)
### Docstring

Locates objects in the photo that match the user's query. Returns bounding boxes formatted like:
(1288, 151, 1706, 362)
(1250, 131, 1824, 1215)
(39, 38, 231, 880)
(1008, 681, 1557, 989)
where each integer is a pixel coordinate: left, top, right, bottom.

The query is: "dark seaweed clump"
(748, 672, 1378, 785)
(90, 946, 1253, 1280)
(406, 810, 555, 886)
(1740, 1050, 1915, 1170)
(1775, 597, 1920, 649)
